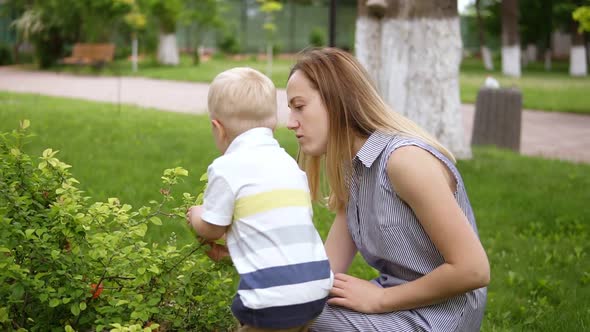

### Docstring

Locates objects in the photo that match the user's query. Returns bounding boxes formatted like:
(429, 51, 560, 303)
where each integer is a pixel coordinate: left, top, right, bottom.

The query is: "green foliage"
(308, 27, 326, 47)
(216, 31, 241, 55)
(181, 0, 225, 65)
(7, 0, 141, 67)
(149, 0, 182, 33)
(573, 6, 590, 32)
(257, 0, 283, 39)
(0, 43, 13, 66)
(0, 122, 237, 331)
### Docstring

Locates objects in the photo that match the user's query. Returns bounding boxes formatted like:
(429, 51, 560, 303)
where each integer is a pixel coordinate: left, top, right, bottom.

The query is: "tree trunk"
(355, 0, 470, 159)
(570, 21, 587, 77)
(157, 33, 180, 65)
(476, 0, 493, 70)
(501, 0, 521, 77)
(132, 34, 138, 72)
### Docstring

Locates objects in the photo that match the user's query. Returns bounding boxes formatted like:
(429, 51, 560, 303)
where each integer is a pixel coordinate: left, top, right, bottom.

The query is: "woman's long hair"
(289, 48, 455, 211)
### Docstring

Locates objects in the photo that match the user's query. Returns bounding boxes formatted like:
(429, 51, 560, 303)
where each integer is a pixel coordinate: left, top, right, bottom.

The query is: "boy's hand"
(205, 242, 230, 262)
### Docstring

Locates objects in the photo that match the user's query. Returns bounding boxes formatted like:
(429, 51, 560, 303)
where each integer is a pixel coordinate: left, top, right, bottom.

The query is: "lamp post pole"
(329, 0, 336, 47)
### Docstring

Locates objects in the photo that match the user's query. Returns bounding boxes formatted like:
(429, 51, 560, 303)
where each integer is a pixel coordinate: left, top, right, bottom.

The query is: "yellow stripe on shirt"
(233, 189, 311, 220)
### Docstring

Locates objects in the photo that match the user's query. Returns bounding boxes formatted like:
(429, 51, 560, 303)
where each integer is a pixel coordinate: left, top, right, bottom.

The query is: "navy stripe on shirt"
(238, 260, 331, 290)
(232, 294, 327, 328)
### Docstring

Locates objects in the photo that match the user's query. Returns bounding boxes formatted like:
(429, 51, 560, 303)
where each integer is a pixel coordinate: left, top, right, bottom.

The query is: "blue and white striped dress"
(311, 132, 487, 332)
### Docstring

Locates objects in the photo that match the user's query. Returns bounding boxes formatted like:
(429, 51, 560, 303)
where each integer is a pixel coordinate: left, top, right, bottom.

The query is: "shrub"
(0, 44, 13, 66)
(217, 32, 240, 55)
(308, 27, 326, 47)
(0, 121, 237, 331)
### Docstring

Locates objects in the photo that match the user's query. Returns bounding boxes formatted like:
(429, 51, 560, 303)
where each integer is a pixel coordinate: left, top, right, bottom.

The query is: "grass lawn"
(460, 57, 590, 114)
(32, 54, 590, 114)
(1, 92, 589, 331)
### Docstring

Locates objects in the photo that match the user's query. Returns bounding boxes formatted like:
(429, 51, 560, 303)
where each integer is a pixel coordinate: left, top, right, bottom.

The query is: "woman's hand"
(327, 273, 385, 314)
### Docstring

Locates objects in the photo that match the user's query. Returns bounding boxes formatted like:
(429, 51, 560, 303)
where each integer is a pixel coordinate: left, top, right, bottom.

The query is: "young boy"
(186, 67, 333, 331)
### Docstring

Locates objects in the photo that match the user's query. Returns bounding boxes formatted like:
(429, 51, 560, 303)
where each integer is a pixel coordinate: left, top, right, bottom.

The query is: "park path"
(1, 66, 589, 164)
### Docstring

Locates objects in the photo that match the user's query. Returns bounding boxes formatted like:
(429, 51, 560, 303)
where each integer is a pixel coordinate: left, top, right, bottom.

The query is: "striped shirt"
(311, 132, 487, 332)
(202, 127, 333, 329)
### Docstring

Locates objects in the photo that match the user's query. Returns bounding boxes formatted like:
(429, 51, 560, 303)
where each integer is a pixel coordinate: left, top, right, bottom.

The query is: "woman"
(286, 48, 489, 331)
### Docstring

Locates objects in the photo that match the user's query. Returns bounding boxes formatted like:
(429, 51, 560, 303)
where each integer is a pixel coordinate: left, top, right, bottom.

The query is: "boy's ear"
(211, 119, 226, 139)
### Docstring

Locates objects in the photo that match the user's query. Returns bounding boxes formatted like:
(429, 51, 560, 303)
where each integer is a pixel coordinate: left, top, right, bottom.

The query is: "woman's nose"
(286, 114, 299, 130)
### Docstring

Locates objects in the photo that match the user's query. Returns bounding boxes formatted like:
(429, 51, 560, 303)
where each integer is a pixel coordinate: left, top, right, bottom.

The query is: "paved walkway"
(1, 67, 589, 163)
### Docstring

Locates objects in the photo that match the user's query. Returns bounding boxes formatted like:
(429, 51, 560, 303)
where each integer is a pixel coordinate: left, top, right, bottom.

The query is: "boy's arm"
(187, 205, 227, 240)
(187, 166, 234, 241)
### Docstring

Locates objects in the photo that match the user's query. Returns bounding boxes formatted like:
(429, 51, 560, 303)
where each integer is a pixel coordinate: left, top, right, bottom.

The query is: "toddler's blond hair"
(208, 67, 277, 138)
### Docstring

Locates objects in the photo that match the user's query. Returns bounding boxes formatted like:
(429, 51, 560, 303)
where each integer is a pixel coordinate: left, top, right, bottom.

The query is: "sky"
(458, 0, 474, 14)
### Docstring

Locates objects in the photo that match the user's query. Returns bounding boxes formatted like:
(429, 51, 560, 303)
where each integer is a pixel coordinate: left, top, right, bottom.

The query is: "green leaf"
(20, 119, 30, 130)
(25, 229, 35, 239)
(35, 228, 46, 237)
(80, 302, 87, 311)
(70, 303, 80, 316)
(199, 172, 208, 182)
(116, 300, 129, 306)
(65, 325, 75, 332)
(150, 217, 162, 225)
(174, 167, 188, 176)
(0, 307, 9, 323)
(139, 206, 151, 216)
(148, 265, 160, 274)
(49, 298, 61, 308)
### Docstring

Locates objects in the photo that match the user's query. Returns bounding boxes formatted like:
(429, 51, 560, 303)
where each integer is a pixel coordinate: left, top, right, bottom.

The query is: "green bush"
(0, 44, 13, 66)
(272, 42, 282, 56)
(0, 121, 237, 331)
(308, 27, 326, 47)
(217, 32, 240, 55)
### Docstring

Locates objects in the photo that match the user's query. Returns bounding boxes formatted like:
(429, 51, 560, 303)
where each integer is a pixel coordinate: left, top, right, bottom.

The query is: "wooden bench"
(61, 43, 115, 68)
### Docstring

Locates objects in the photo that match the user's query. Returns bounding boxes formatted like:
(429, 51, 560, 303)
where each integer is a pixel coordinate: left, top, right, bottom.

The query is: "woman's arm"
(324, 209, 357, 274)
(377, 146, 490, 311)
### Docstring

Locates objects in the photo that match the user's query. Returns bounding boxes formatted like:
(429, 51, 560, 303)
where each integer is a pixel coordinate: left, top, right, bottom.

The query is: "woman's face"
(286, 70, 329, 156)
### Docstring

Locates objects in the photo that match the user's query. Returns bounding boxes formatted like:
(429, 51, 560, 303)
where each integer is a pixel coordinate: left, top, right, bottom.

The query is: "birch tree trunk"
(501, 0, 521, 77)
(157, 33, 180, 65)
(476, 0, 493, 70)
(355, 0, 471, 159)
(570, 22, 587, 77)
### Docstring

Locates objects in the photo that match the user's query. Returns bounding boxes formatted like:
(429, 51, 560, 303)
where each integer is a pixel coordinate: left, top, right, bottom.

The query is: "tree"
(150, 0, 182, 65)
(554, 0, 589, 76)
(355, 0, 471, 158)
(501, 0, 521, 77)
(123, 2, 147, 72)
(573, 5, 590, 32)
(257, 0, 283, 77)
(180, 0, 224, 66)
(8, 0, 137, 68)
(476, 0, 494, 70)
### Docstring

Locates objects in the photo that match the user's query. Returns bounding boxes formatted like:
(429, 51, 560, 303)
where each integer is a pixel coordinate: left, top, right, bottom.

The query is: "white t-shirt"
(201, 127, 333, 328)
